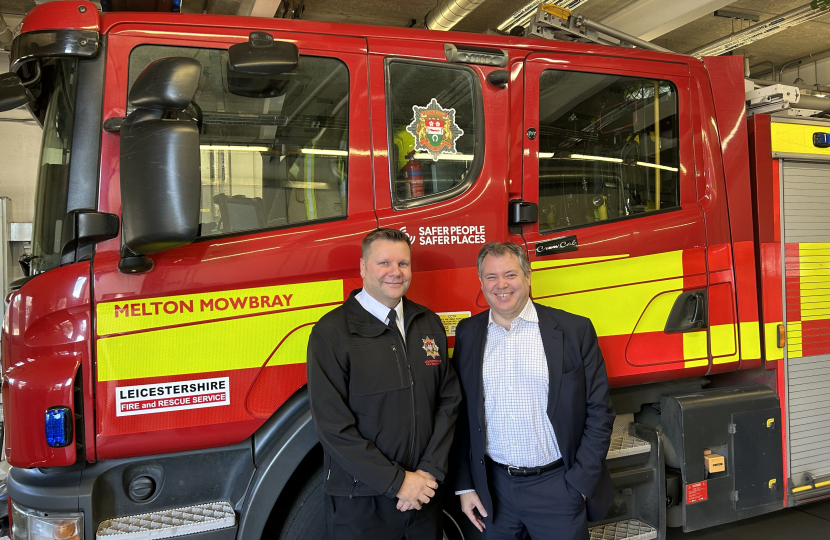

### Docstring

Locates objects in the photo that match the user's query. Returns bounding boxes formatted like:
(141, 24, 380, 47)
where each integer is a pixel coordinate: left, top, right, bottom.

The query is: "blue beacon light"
(45, 406, 73, 448)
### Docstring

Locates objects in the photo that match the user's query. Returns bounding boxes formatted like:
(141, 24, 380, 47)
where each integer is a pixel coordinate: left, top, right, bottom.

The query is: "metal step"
(607, 414, 651, 460)
(589, 519, 657, 540)
(96, 502, 235, 540)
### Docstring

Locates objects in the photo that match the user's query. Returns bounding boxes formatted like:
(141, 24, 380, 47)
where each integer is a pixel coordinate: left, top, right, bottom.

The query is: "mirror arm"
(118, 245, 154, 274)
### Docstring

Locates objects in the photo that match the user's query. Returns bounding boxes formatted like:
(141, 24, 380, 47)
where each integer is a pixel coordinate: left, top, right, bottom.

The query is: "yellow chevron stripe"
(799, 244, 830, 322)
(97, 280, 343, 335)
(534, 278, 684, 337)
(739, 321, 762, 361)
(684, 331, 708, 368)
(738, 322, 761, 360)
(531, 254, 629, 270)
(97, 305, 337, 382)
(532, 250, 684, 297)
(711, 324, 738, 364)
(787, 320, 803, 359)
(632, 290, 683, 334)
(771, 122, 830, 156)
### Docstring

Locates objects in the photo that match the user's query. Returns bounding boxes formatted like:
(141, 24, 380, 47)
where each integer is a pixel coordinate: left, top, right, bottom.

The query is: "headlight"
(10, 501, 82, 540)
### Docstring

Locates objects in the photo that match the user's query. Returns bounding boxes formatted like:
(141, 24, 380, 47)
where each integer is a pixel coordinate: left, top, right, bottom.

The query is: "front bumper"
(7, 441, 253, 540)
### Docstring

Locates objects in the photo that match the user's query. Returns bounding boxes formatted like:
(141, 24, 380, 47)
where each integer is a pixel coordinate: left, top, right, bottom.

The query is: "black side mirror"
(120, 57, 202, 273)
(60, 209, 120, 264)
(0, 73, 34, 113)
(228, 32, 299, 75)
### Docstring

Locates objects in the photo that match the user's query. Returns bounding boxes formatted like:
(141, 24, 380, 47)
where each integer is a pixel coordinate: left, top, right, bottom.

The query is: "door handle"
(509, 199, 538, 225)
(665, 290, 708, 333)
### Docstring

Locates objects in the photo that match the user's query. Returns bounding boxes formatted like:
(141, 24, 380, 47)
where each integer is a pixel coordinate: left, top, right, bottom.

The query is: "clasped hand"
(396, 470, 437, 512)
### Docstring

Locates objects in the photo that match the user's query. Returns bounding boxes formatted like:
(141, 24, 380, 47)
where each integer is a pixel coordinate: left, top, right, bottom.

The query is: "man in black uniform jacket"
(307, 228, 462, 540)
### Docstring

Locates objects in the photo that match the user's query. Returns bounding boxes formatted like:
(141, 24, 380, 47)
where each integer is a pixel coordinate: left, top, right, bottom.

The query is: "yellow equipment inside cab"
(393, 126, 416, 173)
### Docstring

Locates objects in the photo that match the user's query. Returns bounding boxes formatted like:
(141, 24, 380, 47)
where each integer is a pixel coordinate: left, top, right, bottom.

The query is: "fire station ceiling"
(3, 0, 830, 80)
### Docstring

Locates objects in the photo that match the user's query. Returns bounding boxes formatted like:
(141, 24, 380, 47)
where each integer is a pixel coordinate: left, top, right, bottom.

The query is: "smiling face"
(360, 239, 412, 309)
(479, 252, 531, 326)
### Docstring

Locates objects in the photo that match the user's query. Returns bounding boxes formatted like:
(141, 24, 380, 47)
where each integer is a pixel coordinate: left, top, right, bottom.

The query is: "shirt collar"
(488, 298, 537, 327)
(356, 288, 403, 325)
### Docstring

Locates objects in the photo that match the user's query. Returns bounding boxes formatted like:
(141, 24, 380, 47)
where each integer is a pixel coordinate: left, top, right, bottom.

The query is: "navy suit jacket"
(452, 302, 615, 522)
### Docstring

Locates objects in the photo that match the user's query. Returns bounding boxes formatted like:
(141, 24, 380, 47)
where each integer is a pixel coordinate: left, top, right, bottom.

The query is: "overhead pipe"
(779, 59, 804, 84)
(424, 0, 487, 31)
(689, 2, 830, 58)
(573, 15, 672, 53)
(776, 47, 830, 82)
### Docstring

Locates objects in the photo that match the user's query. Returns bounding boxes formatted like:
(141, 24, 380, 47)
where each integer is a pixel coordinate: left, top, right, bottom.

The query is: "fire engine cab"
(0, 2, 829, 540)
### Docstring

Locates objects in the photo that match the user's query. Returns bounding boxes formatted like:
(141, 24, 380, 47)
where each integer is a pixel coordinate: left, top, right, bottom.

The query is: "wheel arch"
(237, 387, 319, 540)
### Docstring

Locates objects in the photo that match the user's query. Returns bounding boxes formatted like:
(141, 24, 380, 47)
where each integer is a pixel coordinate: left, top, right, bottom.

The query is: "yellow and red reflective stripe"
(97, 304, 337, 382)
(783, 244, 830, 358)
(739, 321, 762, 360)
(97, 280, 343, 336)
(771, 122, 830, 157)
(532, 251, 684, 297)
(532, 251, 686, 338)
(531, 254, 629, 270)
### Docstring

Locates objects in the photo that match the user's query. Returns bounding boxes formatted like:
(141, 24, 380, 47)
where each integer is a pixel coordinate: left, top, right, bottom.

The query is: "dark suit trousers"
(325, 494, 443, 540)
(484, 461, 588, 540)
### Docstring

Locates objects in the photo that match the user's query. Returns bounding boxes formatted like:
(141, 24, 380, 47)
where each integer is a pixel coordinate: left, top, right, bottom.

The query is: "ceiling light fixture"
(690, 2, 830, 58)
(636, 161, 679, 172)
(570, 154, 623, 163)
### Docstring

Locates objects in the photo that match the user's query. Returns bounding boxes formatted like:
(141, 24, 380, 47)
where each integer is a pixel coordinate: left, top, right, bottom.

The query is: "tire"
(278, 467, 326, 540)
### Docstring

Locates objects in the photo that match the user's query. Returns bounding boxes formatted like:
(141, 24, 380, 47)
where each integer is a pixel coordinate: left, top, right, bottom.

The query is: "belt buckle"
(507, 465, 522, 476)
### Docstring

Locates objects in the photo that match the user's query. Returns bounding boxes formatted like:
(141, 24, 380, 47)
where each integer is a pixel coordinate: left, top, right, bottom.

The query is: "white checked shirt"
(482, 299, 561, 467)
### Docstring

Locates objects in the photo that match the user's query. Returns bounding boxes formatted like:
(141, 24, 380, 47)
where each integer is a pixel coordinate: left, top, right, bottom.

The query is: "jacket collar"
(344, 288, 426, 337)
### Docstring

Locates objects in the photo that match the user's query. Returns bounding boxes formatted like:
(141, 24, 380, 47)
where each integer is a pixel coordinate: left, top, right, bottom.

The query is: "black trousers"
(325, 493, 443, 540)
(483, 460, 588, 540)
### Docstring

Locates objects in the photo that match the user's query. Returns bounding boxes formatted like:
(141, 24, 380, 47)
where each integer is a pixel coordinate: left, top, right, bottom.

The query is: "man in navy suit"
(452, 242, 615, 540)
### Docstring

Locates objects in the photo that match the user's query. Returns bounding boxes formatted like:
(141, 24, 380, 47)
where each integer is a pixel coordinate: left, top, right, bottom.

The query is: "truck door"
(365, 38, 511, 347)
(519, 54, 716, 386)
(92, 27, 374, 459)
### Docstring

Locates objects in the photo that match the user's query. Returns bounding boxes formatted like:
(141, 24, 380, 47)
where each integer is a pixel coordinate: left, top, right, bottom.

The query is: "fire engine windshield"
(30, 59, 79, 274)
(537, 70, 679, 233)
(129, 45, 349, 237)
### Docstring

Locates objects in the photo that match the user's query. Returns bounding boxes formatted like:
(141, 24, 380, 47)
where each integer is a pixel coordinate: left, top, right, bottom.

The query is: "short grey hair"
(361, 228, 412, 259)
(476, 242, 531, 277)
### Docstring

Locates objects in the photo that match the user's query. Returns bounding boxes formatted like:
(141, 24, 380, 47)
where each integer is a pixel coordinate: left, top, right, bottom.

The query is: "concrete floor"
(667, 498, 830, 539)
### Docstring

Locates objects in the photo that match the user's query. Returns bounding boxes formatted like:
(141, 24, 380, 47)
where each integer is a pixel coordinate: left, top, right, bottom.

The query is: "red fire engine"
(0, 2, 827, 540)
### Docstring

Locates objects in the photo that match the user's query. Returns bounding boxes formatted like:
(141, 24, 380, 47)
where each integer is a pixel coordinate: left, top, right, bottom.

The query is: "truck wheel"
(278, 467, 326, 540)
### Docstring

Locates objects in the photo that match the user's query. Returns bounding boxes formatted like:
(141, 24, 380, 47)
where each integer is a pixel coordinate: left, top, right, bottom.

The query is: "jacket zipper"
(393, 323, 418, 471)
(350, 477, 358, 499)
(406, 363, 416, 469)
(391, 344, 405, 386)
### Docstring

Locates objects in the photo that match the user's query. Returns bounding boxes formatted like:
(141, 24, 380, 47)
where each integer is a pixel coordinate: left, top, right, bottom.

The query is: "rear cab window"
(537, 70, 679, 233)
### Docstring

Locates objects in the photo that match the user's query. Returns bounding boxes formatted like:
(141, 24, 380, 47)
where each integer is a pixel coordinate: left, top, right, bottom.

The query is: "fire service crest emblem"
(406, 98, 464, 161)
(422, 336, 441, 362)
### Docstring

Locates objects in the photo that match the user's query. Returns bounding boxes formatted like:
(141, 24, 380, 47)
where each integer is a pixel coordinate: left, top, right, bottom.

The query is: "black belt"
(487, 456, 563, 477)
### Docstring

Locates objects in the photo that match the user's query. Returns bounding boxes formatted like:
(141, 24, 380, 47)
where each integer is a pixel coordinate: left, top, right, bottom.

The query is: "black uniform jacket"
(307, 289, 462, 499)
(452, 302, 616, 522)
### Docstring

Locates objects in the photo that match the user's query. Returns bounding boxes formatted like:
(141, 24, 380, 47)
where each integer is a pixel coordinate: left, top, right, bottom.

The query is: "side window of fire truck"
(386, 60, 482, 208)
(537, 70, 679, 233)
(128, 45, 350, 237)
